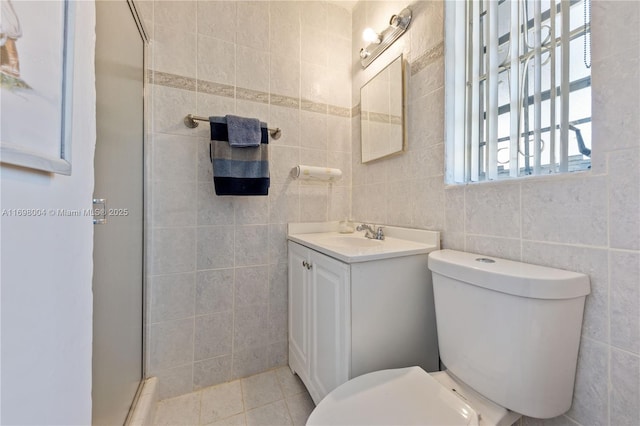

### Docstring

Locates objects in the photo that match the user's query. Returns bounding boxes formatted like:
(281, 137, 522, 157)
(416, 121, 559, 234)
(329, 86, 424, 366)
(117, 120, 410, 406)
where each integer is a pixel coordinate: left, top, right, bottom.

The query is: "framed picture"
(0, 0, 75, 175)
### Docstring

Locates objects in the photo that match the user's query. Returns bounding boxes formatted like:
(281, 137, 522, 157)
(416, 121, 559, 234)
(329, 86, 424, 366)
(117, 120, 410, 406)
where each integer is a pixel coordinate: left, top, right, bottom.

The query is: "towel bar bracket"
(184, 114, 281, 139)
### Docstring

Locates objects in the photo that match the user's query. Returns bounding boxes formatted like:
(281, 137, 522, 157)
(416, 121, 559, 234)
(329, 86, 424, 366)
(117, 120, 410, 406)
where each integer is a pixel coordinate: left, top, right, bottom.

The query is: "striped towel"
(209, 117, 270, 196)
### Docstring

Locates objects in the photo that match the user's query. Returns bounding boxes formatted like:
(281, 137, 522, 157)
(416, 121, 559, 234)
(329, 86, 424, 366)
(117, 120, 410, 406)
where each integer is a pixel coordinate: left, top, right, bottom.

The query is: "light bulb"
(362, 27, 381, 44)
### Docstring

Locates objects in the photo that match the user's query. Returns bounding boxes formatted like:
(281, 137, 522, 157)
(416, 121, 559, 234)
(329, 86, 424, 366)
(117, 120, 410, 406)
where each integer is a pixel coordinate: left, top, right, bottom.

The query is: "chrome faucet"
(356, 223, 385, 240)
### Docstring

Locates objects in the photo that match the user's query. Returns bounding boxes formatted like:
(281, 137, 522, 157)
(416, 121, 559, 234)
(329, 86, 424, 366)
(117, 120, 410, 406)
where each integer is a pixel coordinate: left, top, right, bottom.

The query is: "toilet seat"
(306, 367, 480, 426)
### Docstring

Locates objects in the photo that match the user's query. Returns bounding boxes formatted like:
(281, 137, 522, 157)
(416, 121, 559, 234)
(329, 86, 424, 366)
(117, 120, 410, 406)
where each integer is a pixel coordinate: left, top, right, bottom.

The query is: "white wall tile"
(592, 53, 640, 153)
(300, 111, 327, 150)
(151, 227, 196, 275)
(236, 46, 270, 93)
(149, 273, 196, 323)
(153, 25, 197, 78)
(148, 318, 194, 372)
(235, 266, 269, 307)
(197, 182, 235, 226)
(591, 0, 640, 62)
(269, 106, 300, 148)
(197, 35, 236, 86)
(269, 224, 289, 265)
(195, 311, 233, 360)
(466, 236, 522, 261)
(299, 185, 329, 222)
(232, 346, 269, 379)
(269, 184, 300, 225)
(197, 226, 235, 270)
(301, 62, 329, 104)
(235, 196, 269, 225)
(152, 181, 197, 227)
(301, 27, 328, 67)
(236, 1, 270, 51)
(609, 149, 640, 250)
(197, 0, 237, 43)
(408, 0, 443, 61)
(610, 250, 640, 354)
(270, 57, 301, 100)
(269, 1, 300, 59)
(196, 94, 237, 139)
(270, 146, 300, 184)
(153, 133, 197, 182)
(327, 116, 351, 153)
(153, 86, 197, 136)
(233, 304, 269, 351)
(521, 176, 608, 246)
(153, 364, 194, 400)
(327, 2, 351, 39)
(193, 355, 232, 390)
(196, 269, 234, 315)
(465, 182, 521, 238)
(610, 348, 640, 426)
(154, 1, 196, 33)
(235, 225, 269, 267)
(385, 180, 413, 227)
(301, 1, 327, 30)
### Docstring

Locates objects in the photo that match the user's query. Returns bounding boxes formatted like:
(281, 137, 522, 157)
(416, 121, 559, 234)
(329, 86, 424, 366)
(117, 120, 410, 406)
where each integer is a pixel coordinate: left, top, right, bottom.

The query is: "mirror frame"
(360, 54, 407, 163)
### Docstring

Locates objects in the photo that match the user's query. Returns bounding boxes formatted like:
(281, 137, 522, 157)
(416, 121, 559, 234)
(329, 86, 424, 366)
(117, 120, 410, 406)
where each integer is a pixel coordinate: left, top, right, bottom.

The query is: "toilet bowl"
(306, 249, 590, 425)
(307, 367, 521, 426)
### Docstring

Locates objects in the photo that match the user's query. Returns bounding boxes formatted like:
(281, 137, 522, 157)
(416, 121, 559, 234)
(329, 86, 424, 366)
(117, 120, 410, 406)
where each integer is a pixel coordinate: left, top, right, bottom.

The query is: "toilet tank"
(428, 250, 590, 419)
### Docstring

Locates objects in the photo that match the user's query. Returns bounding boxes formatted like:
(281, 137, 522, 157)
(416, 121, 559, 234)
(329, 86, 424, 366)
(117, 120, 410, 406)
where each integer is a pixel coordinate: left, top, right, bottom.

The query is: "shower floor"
(152, 366, 315, 425)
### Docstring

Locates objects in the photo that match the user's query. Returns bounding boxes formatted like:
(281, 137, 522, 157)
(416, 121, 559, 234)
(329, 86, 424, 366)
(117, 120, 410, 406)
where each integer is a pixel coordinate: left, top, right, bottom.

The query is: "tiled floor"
(153, 367, 315, 426)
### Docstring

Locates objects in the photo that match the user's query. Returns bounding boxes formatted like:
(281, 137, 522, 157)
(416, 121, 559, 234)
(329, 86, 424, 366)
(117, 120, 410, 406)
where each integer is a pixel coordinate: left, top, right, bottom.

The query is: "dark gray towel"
(210, 117, 270, 196)
(225, 114, 262, 147)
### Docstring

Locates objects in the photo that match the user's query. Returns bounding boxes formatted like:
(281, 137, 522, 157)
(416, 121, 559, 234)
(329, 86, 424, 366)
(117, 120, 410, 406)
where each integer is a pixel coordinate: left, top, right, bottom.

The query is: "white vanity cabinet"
(288, 228, 440, 405)
(288, 241, 350, 404)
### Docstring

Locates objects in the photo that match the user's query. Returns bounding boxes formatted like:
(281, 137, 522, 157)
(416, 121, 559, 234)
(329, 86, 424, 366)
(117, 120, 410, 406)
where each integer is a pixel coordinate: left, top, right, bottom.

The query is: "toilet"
(307, 249, 590, 426)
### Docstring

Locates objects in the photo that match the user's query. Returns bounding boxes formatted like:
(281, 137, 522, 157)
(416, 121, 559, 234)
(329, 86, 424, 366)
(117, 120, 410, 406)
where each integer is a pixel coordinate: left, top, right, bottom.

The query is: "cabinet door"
(309, 251, 350, 402)
(288, 242, 310, 380)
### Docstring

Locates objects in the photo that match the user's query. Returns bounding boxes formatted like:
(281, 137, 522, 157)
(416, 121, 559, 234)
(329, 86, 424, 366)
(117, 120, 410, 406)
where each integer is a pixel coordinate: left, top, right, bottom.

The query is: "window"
(445, 0, 592, 183)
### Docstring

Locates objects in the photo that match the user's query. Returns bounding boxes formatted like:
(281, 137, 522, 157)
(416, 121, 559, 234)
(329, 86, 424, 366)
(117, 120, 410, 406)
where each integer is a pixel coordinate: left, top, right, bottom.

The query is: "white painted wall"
(0, 1, 96, 424)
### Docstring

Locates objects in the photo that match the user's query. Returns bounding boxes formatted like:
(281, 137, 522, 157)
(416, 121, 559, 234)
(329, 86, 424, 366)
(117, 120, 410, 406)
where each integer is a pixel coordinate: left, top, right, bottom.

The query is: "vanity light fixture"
(359, 7, 412, 68)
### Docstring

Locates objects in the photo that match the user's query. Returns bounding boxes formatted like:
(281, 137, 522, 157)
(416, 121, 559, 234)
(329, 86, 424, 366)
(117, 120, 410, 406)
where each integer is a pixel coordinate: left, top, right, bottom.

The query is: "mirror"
(360, 55, 406, 163)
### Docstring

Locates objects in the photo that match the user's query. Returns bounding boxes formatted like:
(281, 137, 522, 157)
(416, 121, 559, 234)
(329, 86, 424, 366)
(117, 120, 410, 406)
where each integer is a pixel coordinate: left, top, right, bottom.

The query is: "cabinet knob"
(307, 262, 312, 270)
(302, 260, 308, 268)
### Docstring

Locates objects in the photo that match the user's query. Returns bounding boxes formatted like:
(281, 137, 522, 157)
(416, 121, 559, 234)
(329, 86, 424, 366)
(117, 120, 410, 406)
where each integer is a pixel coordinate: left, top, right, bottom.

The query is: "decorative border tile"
(270, 94, 299, 109)
(198, 80, 235, 98)
(328, 105, 351, 118)
(300, 99, 327, 114)
(237, 87, 269, 104)
(149, 70, 196, 91)
(410, 42, 445, 76)
(147, 70, 379, 121)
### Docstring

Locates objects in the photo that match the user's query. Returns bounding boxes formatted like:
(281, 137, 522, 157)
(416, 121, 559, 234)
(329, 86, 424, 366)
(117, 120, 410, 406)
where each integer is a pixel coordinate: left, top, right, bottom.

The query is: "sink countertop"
(287, 222, 440, 263)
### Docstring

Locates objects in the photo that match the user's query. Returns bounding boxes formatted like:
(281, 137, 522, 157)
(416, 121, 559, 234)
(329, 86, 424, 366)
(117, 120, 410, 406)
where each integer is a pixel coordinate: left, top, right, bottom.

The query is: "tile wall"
(352, 1, 639, 425)
(137, 0, 353, 399)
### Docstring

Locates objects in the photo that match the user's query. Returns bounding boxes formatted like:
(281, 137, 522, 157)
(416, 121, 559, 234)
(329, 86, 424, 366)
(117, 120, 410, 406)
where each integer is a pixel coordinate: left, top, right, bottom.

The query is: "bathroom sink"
(288, 227, 438, 263)
(317, 235, 383, 249)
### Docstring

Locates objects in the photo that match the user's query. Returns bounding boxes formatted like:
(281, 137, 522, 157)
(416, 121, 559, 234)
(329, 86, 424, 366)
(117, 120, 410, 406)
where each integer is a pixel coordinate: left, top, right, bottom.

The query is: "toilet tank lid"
(428, 250, 590, 299)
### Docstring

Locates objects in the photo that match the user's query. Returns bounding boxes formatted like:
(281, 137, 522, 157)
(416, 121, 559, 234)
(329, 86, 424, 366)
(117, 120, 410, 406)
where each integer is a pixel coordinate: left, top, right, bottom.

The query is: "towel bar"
(184, 114, 281, 140)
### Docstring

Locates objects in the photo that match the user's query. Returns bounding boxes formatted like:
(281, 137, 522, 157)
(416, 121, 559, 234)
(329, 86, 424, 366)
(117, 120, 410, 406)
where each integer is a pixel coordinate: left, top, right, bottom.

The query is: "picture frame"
(0, 0, 75, 175)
